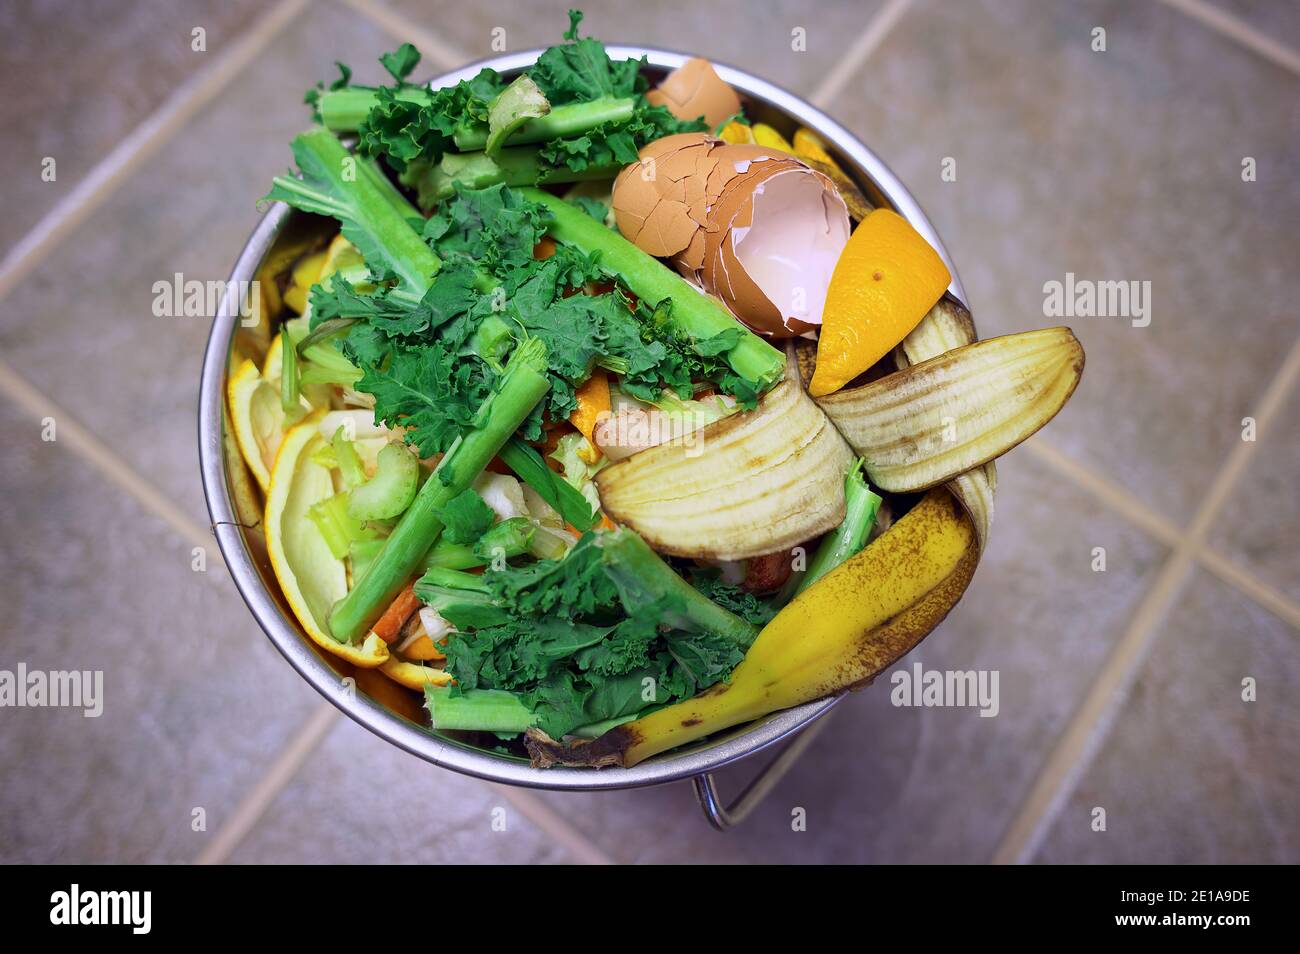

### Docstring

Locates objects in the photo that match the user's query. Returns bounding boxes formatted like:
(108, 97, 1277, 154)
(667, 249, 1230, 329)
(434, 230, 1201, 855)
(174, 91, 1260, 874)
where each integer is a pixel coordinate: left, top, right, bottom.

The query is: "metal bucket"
(198, 47, 966, 821)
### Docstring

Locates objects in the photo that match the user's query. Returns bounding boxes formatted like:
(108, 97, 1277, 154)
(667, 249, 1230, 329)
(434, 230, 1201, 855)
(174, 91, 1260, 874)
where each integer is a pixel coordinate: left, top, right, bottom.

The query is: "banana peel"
(595, 373, 854, 560)
(526, 487, 978, 768)
(817, 326, 1083, 497)
(893, 295, 997, 549)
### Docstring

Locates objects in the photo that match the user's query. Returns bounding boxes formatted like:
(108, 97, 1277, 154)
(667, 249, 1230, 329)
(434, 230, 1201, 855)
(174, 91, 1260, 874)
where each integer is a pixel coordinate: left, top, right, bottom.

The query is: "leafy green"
(438, 529, 755, 739)
(337, 12, 703, 182)
(357, 68, 505, 172)
(437, 487, 497, 545)
(529, 10, 643, 103)
(486, 74, 550, 159)
(497, 437, 598, 531)
(690, 570, 778, 627)
(379, 42, 421, 83)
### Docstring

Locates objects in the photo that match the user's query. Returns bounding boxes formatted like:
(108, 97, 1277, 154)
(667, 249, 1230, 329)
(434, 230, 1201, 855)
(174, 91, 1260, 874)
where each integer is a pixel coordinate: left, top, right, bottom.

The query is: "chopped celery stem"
(518, 186, 785, 393)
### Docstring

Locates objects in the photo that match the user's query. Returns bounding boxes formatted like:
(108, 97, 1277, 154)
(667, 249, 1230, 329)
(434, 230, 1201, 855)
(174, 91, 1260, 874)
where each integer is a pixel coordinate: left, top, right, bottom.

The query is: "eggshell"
(646, 58, 742, 129)
(614, 135, 848, 339)
(699, 158, 849, 338)
(613, 133, 721, 249)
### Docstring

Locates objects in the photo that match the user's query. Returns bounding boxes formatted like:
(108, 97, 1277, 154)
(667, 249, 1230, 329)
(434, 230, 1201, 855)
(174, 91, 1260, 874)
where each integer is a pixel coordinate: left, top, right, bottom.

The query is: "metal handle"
(692, 711, 836, 830)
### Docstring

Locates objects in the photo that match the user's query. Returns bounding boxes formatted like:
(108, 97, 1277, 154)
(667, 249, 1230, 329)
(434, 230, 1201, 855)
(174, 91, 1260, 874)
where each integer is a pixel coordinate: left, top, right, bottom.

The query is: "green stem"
(454, 96, 636, 150)
(328, 338, 551, 643)
(519, 187, 786, 394)
(598, 528, 759, 648)
(318, 86, 432, 132)
(411, 149, 619, 208)
(267, 127, 440, 295)
(424, 686, 538, 734)
(796, 460, 881, 595)
(497, 437, 597, 531)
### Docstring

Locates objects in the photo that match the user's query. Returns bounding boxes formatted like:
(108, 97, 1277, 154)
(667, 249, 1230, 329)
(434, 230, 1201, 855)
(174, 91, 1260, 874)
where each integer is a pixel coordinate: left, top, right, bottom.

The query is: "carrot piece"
(402, 634, 446, 662)
(533, 237, 557, 260)
(367, 580, 420, 644)
(569, 369, 610, 448)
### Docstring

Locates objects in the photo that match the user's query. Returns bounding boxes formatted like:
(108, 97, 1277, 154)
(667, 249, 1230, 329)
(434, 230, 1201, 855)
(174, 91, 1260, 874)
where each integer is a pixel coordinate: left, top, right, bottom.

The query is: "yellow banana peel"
(527, 487, 978, 768)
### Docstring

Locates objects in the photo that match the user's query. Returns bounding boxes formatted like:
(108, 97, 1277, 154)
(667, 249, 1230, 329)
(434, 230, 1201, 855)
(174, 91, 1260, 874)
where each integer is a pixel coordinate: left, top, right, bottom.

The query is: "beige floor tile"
(1033, 567, 1299, 863)
(380, 0, 884, 95)
(1208, 383, 1300, 605)
(0, 1, 403, 523)
(828, 0, 1300, 524)
(534, 450, 1169, 862)
(1208, 0, 1300, 51)
(0, 401, 321, 863)
(226, 717, 573, 863)
(0, 0, 265, 256)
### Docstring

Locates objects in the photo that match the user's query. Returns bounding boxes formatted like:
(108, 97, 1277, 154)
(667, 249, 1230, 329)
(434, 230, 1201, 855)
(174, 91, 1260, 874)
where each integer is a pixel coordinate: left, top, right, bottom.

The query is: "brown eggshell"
(699, 160, 847, 338)
(634, 193, 698, 257)
(612, 163, 661, 241)
(645, 58, 742, 129)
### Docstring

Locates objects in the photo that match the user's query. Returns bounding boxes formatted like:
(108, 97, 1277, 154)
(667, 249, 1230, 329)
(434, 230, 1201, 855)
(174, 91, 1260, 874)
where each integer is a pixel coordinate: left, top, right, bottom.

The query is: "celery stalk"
(796, 460, 881, 595)
(518, 186, 786, 393)
(327, 338, 551, 644)
(454, 96, 636, 150)
(265, 127, 440, 295)
(598, 529, 759, 648)
(318, 87, 432, 132)
(412, 148, 619, 207)
(425, 686, 538, 734)
(348, 443, 419, 521)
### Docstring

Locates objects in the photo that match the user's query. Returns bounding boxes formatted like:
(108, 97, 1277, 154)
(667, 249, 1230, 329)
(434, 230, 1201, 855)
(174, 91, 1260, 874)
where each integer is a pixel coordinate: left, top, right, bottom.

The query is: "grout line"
(0, 0, 308, 306)
(810, 0, 914, 109)
(1158, 0, 1300, 77)
(0, 359, 211, 552)
(992, 549, 1196, 865)
(339, 0, 468, 68)
(1019, 436, 1300, 633)
(1184, 338, 1300, 542)
(485, 785, 616, 865)
(196, 704, 341, 864)
(1020, 438, 1183, 548)
(1196, 547, 1300, 632)
(993, 335, 1300, 864)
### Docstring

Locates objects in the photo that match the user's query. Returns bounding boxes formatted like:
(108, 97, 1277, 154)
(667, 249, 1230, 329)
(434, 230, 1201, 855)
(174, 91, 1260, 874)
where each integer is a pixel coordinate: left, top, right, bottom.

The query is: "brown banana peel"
(526, 487, 978, 769)
(894, 295, 997, 549)
(595, 373, 854, 561)
(817, 325, 1083, 500)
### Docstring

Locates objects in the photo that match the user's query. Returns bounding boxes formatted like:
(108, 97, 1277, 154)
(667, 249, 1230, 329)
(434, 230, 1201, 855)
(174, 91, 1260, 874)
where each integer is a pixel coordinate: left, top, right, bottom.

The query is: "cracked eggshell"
(646, 58, 742, 130)
(613, 133, 720, 256)
(705, 160, 850, 338)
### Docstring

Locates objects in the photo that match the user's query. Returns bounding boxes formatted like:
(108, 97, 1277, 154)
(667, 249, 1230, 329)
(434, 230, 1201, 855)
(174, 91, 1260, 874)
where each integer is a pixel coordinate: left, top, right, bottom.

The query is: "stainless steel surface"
(692, 706, 839, 830)
(198, 47, 967, 793)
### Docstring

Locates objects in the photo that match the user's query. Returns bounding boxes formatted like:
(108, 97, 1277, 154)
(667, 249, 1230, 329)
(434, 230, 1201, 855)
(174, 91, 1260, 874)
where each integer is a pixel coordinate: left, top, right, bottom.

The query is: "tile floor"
(0, 0, 1295, 864)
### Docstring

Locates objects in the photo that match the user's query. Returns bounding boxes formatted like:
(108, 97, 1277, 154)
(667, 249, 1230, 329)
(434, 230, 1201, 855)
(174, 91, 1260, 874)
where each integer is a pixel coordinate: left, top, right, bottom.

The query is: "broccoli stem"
(267, 127, 440, 294)
(316, 87, 636, 153)
(328, 338, 551, 644)
(409, 148, 620, 208)
(318, 86, 432, 132)
(598, 528, 759, 648)
(454, 96, 636, 150)
(796, 460, 881, 595)
(425, 686, 538, 734)
(518, 187, 786, 394)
